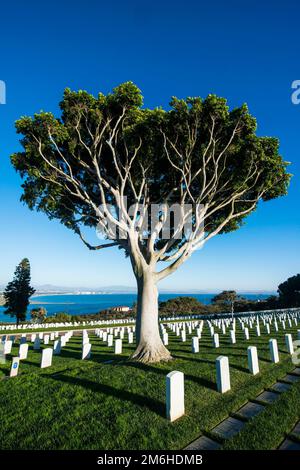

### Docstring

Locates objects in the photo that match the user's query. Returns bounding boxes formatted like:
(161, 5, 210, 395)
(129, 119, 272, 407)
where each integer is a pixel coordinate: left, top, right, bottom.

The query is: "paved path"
(185, 366, 300, 450)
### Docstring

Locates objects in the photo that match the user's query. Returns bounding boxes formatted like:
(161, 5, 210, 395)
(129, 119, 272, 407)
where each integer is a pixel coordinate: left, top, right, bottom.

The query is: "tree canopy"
(11, 82, 291, 362)
(12, 82, 290, 271)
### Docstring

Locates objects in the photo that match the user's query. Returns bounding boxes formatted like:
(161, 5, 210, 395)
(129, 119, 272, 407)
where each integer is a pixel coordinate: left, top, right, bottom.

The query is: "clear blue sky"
(0, 0, 299, 291)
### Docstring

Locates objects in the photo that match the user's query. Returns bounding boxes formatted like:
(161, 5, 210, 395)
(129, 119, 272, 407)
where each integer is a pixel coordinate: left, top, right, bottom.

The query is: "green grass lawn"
(0, 322, 299, 450)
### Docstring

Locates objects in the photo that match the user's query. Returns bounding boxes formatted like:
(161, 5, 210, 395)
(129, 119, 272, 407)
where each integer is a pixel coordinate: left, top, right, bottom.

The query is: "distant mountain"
(0, 283, 276, 296)
(33, 284, 137, 294)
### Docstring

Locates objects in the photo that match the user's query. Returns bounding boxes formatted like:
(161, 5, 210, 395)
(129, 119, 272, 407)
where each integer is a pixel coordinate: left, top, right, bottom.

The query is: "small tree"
(11, 83, 290, 362)
(212, 290, 244, 319)
(44, 312, 72, 323)
(31, 307, 47, 323)
(3, 259, 35, 325)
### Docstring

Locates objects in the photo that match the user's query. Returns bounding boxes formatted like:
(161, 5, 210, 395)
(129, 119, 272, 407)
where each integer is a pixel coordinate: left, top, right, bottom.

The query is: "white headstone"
(19, 343, 29, 360)
(230, 330, 236, 344)
(82, 342, 91, 360)
(163, 332, 168, 346)
(107, 334, 113, 347)
(244, 328, 249, 340)
(33, 338, 41, 350)
(41, 348, 53, 368)
(216, 356, 230, 393)
(128, 332, 134, 344)
(10, 357, 20, 377)
(285, 334, 294, 354)
(255, 325, 261, 337)
(247, 346, 259, 375)
(192, 336, 199, 353)
(269, 339, 279, 363)
(4, 340, 12, 354)
(44, 335, 49, 345)
(114, 339, 122, 354)
(53, 339, 61, 355)
(266, 324, 270, 335)
(166, 371, 185, 422)
(181, 330, 186, 342)
(213, 333, 219, 348)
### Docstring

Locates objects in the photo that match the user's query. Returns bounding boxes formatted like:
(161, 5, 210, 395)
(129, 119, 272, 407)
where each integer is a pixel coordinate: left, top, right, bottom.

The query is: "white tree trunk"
(131, 271, 172, 363)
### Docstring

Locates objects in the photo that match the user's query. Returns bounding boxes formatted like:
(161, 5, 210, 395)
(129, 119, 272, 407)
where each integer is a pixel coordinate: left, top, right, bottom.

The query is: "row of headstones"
(6, 330, 74, 377)
(82, 326, 136, 359)
(4, 324, 137, 369)
(166, 334, 297, 422)
(162, 314, 300, 348)
(2, 331, 60, 354)
(162, 308, 300, 323)
(162, 317, 295, 359)
(164, 325, 300, 353)
(0, 318, 136, 332)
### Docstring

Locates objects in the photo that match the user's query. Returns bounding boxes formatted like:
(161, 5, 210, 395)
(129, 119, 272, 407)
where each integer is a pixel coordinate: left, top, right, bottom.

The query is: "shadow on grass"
(21, 359, 40, 368)
(41, 372, 165, 417)
(172, 353, 249, 375)
(124, 360, 217, 391)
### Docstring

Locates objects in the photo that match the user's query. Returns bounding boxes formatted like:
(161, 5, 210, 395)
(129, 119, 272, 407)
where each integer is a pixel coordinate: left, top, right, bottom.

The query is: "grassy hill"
(0, 325, 299, 449)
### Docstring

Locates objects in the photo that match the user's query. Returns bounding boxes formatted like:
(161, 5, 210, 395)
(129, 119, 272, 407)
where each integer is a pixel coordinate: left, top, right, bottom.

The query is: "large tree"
(278, 274, 300, 307)
(3, 258, 35, 325)
(11, 82, 290, 362)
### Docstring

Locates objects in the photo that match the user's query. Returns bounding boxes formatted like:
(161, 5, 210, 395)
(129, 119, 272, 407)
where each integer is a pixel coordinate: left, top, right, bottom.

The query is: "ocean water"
(0, 293, 270, 323)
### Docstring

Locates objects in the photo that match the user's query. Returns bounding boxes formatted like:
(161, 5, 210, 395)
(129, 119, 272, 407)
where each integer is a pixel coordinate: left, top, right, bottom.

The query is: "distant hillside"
(0, 283, 276, 297)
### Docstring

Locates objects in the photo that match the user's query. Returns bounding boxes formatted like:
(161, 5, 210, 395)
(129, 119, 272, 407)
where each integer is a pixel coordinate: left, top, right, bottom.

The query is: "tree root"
(130, 343, 173, 364)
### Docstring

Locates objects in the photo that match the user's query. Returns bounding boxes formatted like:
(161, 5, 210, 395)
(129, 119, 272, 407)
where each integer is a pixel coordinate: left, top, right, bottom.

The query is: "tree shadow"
(171, 353, 215, 366)
(0, 365, 9, 376)
(172, 353, 249, 374)
(21, 359, 40, 368)
(258, 357, 272, 364)
(124, 360, 216, 391)
(58, 347, 129, 365)
(41, 372, 165, 417)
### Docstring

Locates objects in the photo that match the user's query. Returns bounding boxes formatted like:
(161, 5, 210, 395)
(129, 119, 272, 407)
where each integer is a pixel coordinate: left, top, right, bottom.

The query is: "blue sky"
(0, 0, 299, 291)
